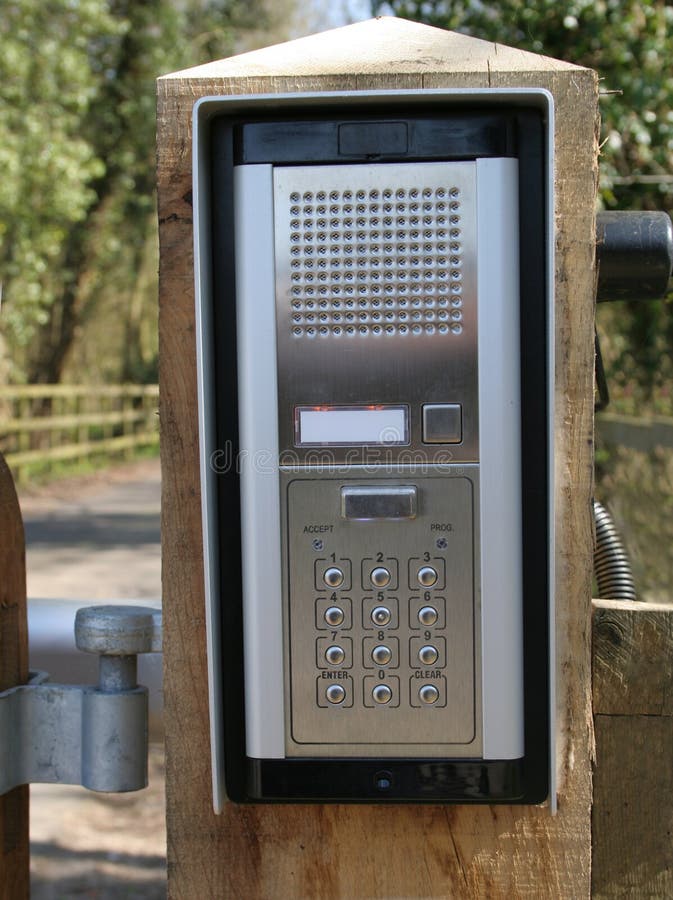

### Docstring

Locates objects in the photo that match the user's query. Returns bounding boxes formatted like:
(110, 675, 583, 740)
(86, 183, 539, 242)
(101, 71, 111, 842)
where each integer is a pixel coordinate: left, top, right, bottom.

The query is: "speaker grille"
(287, 184, 464, 339)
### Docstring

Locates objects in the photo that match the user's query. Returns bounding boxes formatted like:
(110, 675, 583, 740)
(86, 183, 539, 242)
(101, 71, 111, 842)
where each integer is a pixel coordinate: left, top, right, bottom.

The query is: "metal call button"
(419, 684, 439, 705)
(422, 403, 462, 444)
(418, 645, 439, 666)
(341, 484, 417, 520)
(418, 606, 438, 627)
(371, 606, 391, 627)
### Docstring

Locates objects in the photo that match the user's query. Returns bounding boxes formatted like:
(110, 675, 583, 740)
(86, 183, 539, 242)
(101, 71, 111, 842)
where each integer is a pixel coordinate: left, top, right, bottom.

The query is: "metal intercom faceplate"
(273, 163, 478, 462)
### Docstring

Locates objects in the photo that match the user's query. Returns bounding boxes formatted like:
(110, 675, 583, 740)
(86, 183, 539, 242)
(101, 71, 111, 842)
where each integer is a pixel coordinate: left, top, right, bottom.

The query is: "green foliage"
(0, 0, 274, 384)
(373, 0, 673, 410)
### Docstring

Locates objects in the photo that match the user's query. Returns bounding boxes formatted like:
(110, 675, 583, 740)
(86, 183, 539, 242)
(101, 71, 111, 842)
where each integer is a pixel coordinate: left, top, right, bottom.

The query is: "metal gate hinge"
(0, 605, 161, 796)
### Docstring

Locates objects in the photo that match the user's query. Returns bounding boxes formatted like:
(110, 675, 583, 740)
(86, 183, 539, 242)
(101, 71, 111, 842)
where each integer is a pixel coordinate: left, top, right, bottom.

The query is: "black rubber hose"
(593, 499, 637, 601)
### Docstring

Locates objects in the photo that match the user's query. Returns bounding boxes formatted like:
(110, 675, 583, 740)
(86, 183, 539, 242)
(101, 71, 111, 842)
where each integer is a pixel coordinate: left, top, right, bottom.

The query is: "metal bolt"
(75, 605, 162, 693)
(312, 539, 324, 551)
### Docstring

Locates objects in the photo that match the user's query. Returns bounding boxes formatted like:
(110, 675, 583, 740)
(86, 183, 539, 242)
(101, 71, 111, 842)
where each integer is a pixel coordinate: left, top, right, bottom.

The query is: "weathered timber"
(158, 16, 598, 898)
(0, 453, 29, 899)
(592, 598, 673, 898)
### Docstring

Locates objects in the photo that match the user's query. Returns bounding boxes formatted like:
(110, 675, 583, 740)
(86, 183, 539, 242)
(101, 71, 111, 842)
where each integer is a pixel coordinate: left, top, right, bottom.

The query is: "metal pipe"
(593, 499, 637, 601)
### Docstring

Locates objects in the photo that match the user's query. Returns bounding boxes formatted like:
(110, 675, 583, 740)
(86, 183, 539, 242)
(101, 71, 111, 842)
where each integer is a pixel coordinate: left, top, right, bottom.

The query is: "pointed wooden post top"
(159, 15, 585, 83)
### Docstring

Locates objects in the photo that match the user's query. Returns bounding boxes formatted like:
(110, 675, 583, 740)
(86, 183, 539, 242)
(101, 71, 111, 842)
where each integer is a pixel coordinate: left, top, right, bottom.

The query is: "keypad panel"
(285, 471, 481, 756)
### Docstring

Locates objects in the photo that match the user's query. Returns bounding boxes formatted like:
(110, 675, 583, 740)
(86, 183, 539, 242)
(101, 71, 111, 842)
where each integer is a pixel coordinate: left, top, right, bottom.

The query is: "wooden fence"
(596, 412, 673, 452)
(0, 384, 159, 481)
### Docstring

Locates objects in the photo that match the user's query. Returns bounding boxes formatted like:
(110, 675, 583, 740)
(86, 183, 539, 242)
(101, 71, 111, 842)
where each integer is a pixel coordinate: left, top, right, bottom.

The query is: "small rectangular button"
(341, 485, 417, 520)
(422, 403, 462, 444)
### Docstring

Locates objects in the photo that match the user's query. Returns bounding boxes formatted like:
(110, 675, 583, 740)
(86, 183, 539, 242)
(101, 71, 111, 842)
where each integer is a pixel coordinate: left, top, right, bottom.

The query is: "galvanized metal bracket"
(0, 605, 161, 796)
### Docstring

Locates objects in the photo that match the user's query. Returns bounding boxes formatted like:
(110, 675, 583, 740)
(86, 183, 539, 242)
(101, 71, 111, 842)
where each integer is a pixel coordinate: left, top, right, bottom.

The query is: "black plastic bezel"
(208, 104, 550, 804)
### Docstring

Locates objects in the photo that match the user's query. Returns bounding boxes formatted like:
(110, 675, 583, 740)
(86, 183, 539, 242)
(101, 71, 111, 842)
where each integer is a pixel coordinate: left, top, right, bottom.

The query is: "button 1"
(418, 645, 438, 665)
(370, 567, 391, 588)
(325, 645, 345, 666)
(418, 606, 438, 626)
(371, 645, 392, 666)
(371, 606, 391, 627)
(372, 684, 392, 704)
(324, 606, 344, 627)
(419, 684, 439, 705)
(326, 684, 346, 704)
(418, 566, 438, 587)
(324, 567, 344, 588)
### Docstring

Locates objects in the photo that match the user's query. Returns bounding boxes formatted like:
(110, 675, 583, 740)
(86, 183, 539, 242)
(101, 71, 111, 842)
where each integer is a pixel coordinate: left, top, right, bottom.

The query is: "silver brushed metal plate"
(282, 466, 481, 758)
(273, 163, 478, 464)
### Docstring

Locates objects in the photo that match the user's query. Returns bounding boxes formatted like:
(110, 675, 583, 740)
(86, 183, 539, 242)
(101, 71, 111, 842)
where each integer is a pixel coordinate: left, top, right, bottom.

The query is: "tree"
(372, 0, 673, 408)
(0, 0, 280, 385)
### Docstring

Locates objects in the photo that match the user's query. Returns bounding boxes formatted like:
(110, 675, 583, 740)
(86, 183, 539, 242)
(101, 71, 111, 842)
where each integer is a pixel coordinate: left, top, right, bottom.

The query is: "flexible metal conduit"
(593, 499, 637, 601)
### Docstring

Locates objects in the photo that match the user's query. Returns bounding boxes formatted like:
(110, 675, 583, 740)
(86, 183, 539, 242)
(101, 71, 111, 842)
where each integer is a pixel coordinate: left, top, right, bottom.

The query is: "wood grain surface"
(0, 453, 29, 899)
(158, 17, 598, 898)
(593, 599, 673, 898)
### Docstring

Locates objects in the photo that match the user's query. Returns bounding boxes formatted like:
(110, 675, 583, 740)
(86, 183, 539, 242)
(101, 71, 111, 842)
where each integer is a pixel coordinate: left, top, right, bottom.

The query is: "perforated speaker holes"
(288, 186, 464, 338)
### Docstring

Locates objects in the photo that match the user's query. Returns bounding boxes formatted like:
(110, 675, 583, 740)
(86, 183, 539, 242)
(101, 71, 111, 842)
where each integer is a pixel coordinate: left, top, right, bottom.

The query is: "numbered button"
(371, 645, 392, 666)
(324, 606, 344, 627)
(324, 567, 344, 588)
(370, 567, 391, 588)
(372, 684, 392, 704)
(418, 606, 438, 627)
(364, 675, 399, 707)
(371, 606, 391, 626)
(418, 645, 438, 665)
(325, 645, 345, 666)
(418, 566, 437, 587)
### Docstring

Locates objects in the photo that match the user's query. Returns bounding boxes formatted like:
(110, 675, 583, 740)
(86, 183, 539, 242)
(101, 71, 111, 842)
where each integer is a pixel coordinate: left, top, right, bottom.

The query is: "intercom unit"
(192, 89, 555, 809)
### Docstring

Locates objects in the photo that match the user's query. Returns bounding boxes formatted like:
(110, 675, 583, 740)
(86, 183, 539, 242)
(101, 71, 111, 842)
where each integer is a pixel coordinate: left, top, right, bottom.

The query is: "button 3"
(370, 567, 391, 588)
(323, 567, 344, 588)
(326, 684, 346, 704)
(418, 566, 438, 587)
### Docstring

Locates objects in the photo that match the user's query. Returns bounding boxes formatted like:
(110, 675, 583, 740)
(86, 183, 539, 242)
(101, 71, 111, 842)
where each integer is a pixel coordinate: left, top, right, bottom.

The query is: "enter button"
(422, 404, 462, 444)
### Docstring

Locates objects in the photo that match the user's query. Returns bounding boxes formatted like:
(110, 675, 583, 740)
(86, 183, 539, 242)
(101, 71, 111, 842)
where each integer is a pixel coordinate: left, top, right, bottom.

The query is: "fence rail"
(596, 412, 673, 451)
(0, 384, 159, 481)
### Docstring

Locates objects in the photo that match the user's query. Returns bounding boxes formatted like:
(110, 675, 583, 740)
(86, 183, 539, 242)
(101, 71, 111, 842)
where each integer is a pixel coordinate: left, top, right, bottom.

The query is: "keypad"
(288, 475, 477, 751)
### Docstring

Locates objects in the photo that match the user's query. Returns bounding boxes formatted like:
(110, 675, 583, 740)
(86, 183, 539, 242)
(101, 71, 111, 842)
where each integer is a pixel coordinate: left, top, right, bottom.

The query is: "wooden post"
(158, 17, 598, 898)
(593, 599, 673, 897)
(0, 453, 29, 899)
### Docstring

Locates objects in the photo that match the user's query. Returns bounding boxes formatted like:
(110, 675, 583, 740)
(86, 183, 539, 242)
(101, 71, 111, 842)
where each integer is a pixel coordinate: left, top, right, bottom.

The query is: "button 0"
(418, 606, 438, 627)
(325, 645, 345, 666)
(422, 403, 462, 444)
(372, 684, 393, 704)
(326, 684, 346, 704)
(418, 566, 438, 587)
(419, 684, 439, 705)
(370, 567, 391, 588)
(323, 567, 344, 588)
(324, 606, 344, 627)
